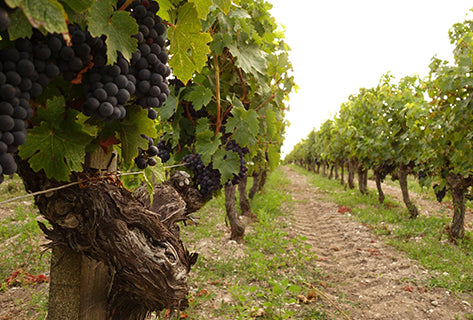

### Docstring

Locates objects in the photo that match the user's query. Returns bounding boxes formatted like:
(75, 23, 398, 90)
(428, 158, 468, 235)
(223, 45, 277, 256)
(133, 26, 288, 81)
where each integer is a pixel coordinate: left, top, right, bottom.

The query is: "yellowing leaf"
(168, 3, 212, 83)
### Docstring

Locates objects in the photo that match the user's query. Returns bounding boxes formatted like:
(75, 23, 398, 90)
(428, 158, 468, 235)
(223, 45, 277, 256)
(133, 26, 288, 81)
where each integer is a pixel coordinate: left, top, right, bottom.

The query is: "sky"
(267, 1, 473, 157)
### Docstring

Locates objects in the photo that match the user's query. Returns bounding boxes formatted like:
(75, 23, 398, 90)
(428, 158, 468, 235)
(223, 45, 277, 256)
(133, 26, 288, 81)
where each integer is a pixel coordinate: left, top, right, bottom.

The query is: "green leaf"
(143, 159, 166, 205)
(186, 85, 213, 110)
(228, 43, 267, 76)
(214, 0, 231, 13)
(18, 97, 94, 181)
(196, 119, 221, 164)
(168, 3, 212, 83)
(6, 0, 68, 34)
(288, 284, 301, 294)
(115, 105, 157, 164)
(8, 9, 33, 40)
(265, 108, 277, 140)
(272, 283, 284, 296)
(209, 32, 232, 55)
(267, 144, 280, 171)
(213, 149, 239, 184)
(155, 0, 173, 22)
(59, 0, 93, 12)
(226, 106, 259, 147)
(189, 0, 212, 19)
(87, 0, 138, 64)
(159, 93, 178, 120)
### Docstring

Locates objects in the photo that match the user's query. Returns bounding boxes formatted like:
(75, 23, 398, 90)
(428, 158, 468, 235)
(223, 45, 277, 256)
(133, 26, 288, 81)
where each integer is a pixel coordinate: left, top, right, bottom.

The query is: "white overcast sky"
(268, 1, 473, 156)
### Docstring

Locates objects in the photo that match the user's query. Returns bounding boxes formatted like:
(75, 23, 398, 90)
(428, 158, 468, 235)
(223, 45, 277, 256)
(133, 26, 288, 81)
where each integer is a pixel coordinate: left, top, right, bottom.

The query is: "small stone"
(431, 300, 439, 306)
(462, 300, 471, 307)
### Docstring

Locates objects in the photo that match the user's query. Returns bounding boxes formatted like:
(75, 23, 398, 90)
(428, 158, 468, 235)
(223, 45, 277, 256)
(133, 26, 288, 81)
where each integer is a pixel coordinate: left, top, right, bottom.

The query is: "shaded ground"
(366, 179, 473, 231)
(282, 166, 473, 319)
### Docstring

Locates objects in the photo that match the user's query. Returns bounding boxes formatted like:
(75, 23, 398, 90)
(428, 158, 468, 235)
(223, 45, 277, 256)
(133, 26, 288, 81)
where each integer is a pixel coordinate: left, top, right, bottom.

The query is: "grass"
(292, 165, 473, 293)
(0, 174, 50, 319)
(163, 168, 329, 320)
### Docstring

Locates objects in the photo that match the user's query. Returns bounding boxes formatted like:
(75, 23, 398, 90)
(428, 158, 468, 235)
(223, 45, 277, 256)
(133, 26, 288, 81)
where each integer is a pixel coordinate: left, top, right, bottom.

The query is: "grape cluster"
(156, 137, 172, 163)
(225, 139, 249, 185)
(182, 154, 222, 198)
(0, 38, 42, 183)
(0, 0, 172, 183)
(433, 184, 447, 203)
(134, 134, 160, 169)
(126, 0, 171, 120)
(377, 161, 396, 182)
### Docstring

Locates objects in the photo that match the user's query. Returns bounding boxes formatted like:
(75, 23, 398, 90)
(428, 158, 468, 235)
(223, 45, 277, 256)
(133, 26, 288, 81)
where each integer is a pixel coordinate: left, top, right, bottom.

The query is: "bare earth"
(281, 166, 473, 320)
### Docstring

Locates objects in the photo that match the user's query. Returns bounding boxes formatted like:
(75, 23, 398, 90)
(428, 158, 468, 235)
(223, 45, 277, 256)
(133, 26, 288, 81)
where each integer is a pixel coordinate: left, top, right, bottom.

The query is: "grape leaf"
(168, 3, 212, 83)
(87, 0, 138, 64)
(213, 149, 239, 184)
(267, 144, 280, 171)
(185, 86, 213, 110)
(265, 108, 281, 141)
(159, 93, 178, 120)
(156, 0, 173, 22)
(6, 0, 68, 34)
(18, 97, 94, 181)
(114, 105, 157, 164)
(214, 0, 231, 14)
(196, 128, 221, 165)
(8, 8, 32, 40)
(225, 106, 259, 147)
(59, 0, 93, 12)
(189, 0, 212, 19)
(209, 33, 232, 55)
(228, 43, 267, 76)
(143, 159, 166, 205)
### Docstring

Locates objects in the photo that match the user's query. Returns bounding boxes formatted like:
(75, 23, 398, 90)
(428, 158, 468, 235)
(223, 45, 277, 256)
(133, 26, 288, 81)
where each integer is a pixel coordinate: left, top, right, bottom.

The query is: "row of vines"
(285, 11, 473, 240)
(0, 0, 293, 319)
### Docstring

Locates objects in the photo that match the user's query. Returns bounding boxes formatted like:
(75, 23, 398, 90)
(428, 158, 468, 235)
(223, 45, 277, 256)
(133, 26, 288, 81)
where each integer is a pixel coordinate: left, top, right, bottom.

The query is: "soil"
(281, 166, 473, 320)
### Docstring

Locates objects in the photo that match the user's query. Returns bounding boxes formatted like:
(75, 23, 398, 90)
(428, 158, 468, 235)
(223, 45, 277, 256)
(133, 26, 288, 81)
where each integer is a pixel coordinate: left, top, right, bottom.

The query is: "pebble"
(462, 300, 471, 307)
(431, 300, 439, 306)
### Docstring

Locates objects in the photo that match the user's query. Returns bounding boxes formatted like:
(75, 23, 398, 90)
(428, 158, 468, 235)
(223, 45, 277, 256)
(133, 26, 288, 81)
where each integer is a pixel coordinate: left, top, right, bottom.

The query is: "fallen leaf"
(404, 286, 414, 292)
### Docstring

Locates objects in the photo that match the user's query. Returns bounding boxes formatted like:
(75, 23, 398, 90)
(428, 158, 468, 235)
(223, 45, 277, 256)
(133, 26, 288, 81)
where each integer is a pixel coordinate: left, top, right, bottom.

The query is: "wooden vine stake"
(48, 148, 116, 320)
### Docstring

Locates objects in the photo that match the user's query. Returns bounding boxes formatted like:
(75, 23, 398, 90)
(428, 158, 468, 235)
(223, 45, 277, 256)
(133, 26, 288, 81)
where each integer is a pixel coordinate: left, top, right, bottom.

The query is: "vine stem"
(214, 53, 222, 136)
(255, 93, 275, 111)
(303, 282, 352, 320)
(118, 0, 134, 11)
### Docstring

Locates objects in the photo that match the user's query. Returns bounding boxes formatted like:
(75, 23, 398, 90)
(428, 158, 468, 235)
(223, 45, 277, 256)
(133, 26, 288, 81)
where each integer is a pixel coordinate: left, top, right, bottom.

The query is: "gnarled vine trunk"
(238, 175, 252, 217)
(398, 162, 418, 219)
(348, 157, 357, 189)
(249, 170, 261, 200)
(447, 173, 471, 239)
(340, 159, 345, 185)
(16, 156, 199, 320)
(225, 182, 245, 242)
(374, 169, 385, 204)
(357, 165, 368, 195)
(321, 160, 327, 177)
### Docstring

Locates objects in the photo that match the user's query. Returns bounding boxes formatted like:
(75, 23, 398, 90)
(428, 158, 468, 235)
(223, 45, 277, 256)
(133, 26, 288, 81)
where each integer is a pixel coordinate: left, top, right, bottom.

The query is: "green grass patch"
(291, 165, 473, 293)
(0, 205, 50, 281)
(171, 168, 328, 319)
(0, 176, 50, 318)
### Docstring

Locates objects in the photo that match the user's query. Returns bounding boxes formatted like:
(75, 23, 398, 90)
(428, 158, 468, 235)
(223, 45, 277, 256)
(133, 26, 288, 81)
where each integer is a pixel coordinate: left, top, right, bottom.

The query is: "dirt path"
(281, 166, 473, 320)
